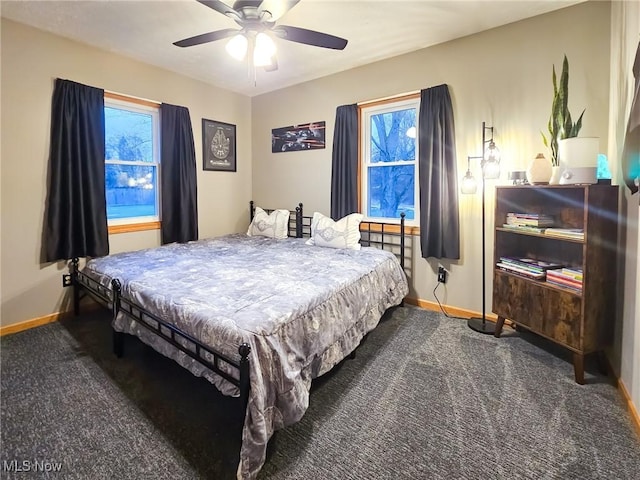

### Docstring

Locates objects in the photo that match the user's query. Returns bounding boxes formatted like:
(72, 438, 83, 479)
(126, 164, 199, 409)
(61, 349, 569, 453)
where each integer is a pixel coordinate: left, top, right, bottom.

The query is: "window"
(104, 96, 160, 229)
(360, 96, 419, 226)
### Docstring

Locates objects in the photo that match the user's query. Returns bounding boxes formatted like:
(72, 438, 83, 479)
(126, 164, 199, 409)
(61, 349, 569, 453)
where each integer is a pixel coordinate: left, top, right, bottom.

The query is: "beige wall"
(251, 1, 611, 310)
(609, 0, 640, 423)
(0, 18, 252, 326)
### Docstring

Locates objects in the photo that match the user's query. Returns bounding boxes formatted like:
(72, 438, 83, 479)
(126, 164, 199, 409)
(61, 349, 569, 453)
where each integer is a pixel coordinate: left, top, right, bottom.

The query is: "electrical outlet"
(437, 267, 447, 284)
(62, 274, 73, 287)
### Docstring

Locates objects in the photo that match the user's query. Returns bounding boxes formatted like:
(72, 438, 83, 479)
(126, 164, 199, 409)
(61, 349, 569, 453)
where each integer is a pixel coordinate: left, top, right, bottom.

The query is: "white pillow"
(306, 212, 363, 250)
(247, 207, 290, 239)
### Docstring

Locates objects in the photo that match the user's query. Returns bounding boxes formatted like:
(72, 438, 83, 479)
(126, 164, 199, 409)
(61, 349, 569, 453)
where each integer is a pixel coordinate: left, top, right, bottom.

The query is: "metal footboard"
(72, 261, 252, 412)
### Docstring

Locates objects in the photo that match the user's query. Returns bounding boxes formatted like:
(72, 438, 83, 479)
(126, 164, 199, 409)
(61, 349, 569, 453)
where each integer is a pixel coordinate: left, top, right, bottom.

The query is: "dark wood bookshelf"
(492, 185, 619, 384)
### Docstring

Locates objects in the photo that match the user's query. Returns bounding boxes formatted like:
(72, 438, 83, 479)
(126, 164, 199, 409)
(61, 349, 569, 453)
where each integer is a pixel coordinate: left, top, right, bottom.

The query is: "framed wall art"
(271, 121, 325, 153)
(202, 118, 236, 172)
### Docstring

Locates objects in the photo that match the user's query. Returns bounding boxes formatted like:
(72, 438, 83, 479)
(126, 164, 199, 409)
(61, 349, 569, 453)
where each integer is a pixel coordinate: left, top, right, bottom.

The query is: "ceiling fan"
(173, 0, 348, 71)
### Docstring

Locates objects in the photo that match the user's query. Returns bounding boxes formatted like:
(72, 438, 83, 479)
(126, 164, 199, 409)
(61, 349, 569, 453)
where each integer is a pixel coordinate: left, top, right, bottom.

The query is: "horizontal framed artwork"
(203, 118, 236, 172)
(272, 121, 325, 153)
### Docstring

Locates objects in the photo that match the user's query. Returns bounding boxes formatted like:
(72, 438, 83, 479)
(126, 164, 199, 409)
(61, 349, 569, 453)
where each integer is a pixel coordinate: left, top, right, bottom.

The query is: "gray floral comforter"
(82, 234, 408, 479)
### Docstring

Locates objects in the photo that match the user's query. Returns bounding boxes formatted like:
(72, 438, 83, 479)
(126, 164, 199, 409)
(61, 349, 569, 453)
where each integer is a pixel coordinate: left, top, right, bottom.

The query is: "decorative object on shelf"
(202, 118, 236, 172)
(549, 165, 562, 185)
(526, 153, 553, 185)
(508, 171, 528, 185)
(558, 137, 599, 184)
(460, 122, 501, 335)
(597, 154, 612, 181)
(541, 55, 585, 168)
(271, 121, 326, 153)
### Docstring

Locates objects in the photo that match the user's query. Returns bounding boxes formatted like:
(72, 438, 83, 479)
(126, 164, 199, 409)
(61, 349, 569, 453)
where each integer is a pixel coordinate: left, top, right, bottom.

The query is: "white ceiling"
(1, 0, 584, 97)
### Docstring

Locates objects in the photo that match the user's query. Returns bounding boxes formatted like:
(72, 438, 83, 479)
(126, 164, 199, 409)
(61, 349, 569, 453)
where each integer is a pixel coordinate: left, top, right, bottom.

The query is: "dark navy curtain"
(622, 40, 640, 195)
(160, 103, 198, 244)
(418, 84, 460, 259)
(43, 79, 108, 262)
(330, 104, 358, 220)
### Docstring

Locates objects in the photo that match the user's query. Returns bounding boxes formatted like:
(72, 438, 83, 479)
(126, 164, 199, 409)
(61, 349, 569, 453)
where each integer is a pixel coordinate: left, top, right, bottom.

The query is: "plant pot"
(549, 165, 562, 185)
(526, 153, 552, 185)
(558, 137, 599, 185)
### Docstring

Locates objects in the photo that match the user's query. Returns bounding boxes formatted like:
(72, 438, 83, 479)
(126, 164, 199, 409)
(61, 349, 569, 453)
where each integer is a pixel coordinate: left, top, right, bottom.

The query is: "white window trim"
(360, 97, 420, 227)
(104, 97, 161, 226)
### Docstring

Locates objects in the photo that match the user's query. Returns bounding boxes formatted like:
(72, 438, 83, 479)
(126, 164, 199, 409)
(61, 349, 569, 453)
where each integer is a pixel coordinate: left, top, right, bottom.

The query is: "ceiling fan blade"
(173, 28, 239, 48)
(258, 0, 300, 22)
(273, 25, 348, 50)
(197, 0, 242, 19)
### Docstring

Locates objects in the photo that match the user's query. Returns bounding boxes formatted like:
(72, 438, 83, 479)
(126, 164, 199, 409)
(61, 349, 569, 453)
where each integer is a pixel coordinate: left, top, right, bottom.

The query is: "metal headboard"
(249, 200, 304, 238)
(297, 212, 408, 271)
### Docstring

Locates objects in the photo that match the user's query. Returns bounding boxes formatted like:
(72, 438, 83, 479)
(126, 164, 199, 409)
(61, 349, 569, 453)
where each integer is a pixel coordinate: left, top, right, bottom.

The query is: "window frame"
(104, 93, 161, 233)
(358, 94, 420, 230)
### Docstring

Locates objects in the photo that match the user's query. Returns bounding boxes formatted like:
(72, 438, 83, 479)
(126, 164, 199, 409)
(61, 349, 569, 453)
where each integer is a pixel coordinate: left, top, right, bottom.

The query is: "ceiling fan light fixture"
(225, 34, 248, 61)
(254, 32, 277, 66)
(174, 0, 348, 75)
(254, 52, 276, 68)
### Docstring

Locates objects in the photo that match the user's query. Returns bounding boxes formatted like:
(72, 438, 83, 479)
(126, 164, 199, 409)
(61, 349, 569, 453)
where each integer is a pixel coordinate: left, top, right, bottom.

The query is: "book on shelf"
(502, 224, 547, 234)
(499, 256, 564, 272)
(496, 262, 546, 279)
(547, 269, 583, 285)
(560, 267, 583, 281)
(546, 281, 582, 293)
(544, 228, 584, 240)
(546, 276, 583, 292)
(506, 212, 555, 227)
(506, 212, 553, 220)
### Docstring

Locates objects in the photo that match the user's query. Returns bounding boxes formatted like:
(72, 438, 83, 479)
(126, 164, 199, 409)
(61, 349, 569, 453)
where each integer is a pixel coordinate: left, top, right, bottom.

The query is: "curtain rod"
(104, 89, 161, 107)
(357, 90, 420, 107)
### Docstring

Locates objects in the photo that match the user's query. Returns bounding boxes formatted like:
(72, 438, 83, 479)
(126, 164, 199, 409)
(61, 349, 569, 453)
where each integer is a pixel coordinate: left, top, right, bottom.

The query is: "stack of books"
(544, 228, 585, 241)
(504, 213, 555, 233)
(496, 256, 564, 280)
(546, 267, 583, 292)
(502, 223, 547, 234)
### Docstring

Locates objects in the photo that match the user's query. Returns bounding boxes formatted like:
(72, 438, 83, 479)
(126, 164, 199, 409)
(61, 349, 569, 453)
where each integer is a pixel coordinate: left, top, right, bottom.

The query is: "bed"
(72, 203, 409, 479)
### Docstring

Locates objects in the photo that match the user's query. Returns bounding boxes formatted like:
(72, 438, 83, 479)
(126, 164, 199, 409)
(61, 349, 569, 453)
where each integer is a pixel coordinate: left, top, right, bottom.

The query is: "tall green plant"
(541, 55, 585, 166)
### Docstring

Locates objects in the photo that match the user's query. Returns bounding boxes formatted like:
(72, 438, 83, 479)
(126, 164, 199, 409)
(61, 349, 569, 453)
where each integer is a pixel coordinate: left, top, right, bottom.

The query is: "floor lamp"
(461, 122, 501, 334)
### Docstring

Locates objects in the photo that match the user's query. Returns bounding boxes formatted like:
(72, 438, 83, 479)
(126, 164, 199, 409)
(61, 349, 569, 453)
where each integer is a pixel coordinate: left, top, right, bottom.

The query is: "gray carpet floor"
(1, 306, 639, 479)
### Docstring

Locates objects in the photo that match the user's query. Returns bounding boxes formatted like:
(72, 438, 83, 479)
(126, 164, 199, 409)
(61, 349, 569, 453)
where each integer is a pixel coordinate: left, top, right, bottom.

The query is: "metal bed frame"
(72, 202, 407, 422)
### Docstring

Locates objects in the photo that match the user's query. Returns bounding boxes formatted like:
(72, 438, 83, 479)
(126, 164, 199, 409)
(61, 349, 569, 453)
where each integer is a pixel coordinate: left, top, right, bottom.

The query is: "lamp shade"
(483, 141, 501, 179)
(254, 32, 276, 67)
(484, 140, 500, 163)
(461, 171, 478, 194)
(226, 34, 248, 61)
(483, 160, 500, 179)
